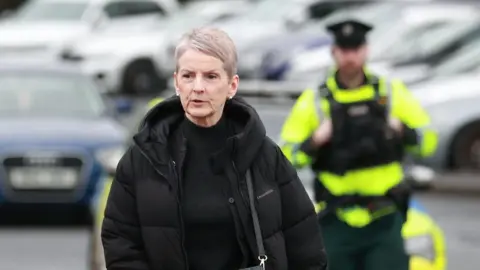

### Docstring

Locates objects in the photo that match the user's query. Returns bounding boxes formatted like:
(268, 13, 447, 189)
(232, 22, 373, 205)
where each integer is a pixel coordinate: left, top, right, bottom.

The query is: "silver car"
(411, 65, 480, 172)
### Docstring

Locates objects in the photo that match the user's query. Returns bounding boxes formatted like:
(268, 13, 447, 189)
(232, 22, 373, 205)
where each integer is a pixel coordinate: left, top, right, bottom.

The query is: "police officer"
(279, 19, 438, 270)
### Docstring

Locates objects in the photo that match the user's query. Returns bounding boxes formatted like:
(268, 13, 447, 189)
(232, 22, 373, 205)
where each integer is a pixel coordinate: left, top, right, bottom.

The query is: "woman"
(102, 27, 327, 270)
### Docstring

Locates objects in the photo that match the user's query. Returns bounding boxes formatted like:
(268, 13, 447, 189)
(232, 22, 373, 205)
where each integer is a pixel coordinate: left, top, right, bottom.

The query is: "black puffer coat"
(101, 96, 328, 270)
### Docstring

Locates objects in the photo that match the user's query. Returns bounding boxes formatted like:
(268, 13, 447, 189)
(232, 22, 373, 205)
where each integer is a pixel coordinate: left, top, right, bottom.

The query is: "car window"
(13, 0, 88, 21)
(321, 2, 406, 26)
(0, 72, 105, 118)
(164, 1, 245, 31)
(246, 0, 309, 21)
(308, 0, 368, 20)
(376, 22, 449, 60)
(104, 0, 166, 19)
(389, 21, 479, 62)
(433, 39, 480, 75)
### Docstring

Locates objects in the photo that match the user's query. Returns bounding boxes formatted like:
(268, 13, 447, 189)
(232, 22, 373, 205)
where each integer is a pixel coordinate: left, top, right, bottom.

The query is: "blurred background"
(0, 0, 479, 269)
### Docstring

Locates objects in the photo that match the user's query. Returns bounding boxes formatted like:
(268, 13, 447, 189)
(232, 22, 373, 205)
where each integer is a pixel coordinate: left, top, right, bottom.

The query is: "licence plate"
(8, 167, 79, 190)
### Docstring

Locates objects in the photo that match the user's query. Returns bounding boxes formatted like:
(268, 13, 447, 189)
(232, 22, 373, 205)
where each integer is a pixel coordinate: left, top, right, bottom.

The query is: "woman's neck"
(186, 111, 223, 128)
(182, 112, 228, 151)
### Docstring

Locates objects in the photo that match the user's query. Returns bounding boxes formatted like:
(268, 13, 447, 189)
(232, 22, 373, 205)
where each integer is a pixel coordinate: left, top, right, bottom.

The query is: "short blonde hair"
(174, 27, 238, 77)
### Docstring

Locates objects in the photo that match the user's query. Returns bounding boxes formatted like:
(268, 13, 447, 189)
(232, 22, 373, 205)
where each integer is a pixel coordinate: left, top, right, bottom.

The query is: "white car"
(0, 0, 178, 81)
(60, 0, 252, 95)
(410, 68, 480, 172)
(60, 19, 170, 95)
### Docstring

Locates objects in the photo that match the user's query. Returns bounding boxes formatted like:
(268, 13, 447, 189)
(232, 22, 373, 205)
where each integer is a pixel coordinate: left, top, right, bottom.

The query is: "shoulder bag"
(239, 169, 268, 270)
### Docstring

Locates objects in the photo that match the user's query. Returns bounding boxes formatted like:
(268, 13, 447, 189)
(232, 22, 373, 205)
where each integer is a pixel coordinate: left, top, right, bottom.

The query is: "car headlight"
(405, 234, 435, 261)
(95, 146, 126, 175)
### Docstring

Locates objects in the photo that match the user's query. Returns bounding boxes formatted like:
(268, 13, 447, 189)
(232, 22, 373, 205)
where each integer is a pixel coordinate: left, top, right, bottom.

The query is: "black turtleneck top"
(180, 115, 243, 270)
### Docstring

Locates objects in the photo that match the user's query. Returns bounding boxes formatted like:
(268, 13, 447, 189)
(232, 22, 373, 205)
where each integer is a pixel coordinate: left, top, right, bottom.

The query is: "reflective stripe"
(335, 204, 397, 227)
(315, 76, 393, 121)
(317, 161, 403, 196)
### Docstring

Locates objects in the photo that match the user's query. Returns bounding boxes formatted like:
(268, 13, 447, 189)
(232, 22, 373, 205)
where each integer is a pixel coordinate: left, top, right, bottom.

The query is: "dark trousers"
(320, 212, 409, 270)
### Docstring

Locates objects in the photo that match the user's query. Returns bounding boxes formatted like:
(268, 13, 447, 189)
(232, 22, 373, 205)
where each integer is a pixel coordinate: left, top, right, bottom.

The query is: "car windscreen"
(308, 2, 408, 37)
(14, 1, 88, 22)
(387, 20, 480, 63)
(433, 38, 480, 76)
(163, 2, 228, 30)
(321, 2, 407, 26)
(0, 72, 105, 118)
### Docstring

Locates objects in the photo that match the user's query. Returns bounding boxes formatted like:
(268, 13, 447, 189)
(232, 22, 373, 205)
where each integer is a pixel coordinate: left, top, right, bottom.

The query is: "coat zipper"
(232, 161, 248, 208)
(137, 147, 189, 269)
(172, 160, 189, 270)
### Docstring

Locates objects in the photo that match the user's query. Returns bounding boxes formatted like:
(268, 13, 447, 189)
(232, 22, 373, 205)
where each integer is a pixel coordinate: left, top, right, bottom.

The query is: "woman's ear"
(228, 74, 239, 99)
(173, 72, 179, 96)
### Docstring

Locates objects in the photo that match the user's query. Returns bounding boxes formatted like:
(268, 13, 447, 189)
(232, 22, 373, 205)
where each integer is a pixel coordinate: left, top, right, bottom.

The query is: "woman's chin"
(186, 108, 213, 119)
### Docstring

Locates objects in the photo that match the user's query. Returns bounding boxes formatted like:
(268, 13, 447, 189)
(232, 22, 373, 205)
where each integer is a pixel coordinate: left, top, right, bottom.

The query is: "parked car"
(411, 68, 480, 172)
(60, 19, 171, 95)
(0, 0, 178, 64)
(0, 61, 130, 220)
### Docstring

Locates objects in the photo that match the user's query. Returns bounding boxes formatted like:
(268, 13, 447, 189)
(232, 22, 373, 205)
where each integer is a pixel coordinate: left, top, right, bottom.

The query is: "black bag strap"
(246, 169, 268, 268)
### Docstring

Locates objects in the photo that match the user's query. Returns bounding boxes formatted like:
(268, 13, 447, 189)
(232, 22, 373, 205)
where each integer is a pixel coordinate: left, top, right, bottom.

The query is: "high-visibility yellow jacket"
(280, 68, 438, 227)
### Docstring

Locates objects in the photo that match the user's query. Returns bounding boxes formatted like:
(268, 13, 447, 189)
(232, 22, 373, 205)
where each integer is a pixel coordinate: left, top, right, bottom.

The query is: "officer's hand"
(388, 116, 403, 134)
(312, 119, 332, 146)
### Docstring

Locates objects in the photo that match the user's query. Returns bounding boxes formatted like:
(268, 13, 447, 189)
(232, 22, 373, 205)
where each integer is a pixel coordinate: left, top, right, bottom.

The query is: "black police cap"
(326, 19, 373, 48)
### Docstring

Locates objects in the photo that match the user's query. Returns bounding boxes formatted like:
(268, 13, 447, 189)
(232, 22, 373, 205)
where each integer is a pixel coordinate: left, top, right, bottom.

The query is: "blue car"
(0, 62, 131, 218)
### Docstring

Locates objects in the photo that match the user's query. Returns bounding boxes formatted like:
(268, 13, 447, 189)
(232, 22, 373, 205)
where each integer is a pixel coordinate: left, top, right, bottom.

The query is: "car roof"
(0, 60, 86, 76)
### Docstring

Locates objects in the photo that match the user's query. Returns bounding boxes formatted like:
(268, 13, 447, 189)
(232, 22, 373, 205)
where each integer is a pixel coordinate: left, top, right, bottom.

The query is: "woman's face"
(174, 49, 238, 125)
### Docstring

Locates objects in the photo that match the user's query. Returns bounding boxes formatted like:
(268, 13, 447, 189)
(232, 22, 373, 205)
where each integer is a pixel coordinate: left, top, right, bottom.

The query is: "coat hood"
(133, 95, 267, 173)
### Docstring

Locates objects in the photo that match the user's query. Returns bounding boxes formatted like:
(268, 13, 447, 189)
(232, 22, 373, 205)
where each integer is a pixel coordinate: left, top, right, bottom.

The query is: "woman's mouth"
(191, 99, 205, 104)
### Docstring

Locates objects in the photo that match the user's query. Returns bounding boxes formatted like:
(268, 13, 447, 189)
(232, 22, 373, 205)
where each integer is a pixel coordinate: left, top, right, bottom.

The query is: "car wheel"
(451, 123, 480, 171)
(122, 59, 166, 96)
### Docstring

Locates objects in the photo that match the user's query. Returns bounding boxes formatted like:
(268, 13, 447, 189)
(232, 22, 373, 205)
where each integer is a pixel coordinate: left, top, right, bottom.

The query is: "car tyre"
(122, 59, 166, 96)
(451, 123, 480, 171)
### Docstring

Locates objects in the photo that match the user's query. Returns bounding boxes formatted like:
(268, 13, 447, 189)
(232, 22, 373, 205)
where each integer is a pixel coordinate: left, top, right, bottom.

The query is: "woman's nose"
(192, 77, 206, 92)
